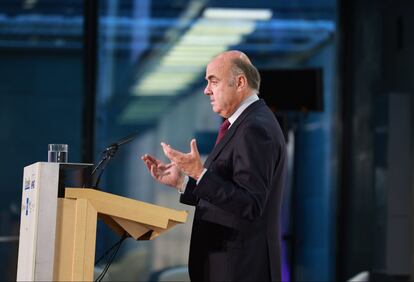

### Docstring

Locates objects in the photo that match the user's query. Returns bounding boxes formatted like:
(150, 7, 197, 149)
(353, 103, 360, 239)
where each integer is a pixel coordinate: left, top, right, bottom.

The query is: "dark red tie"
(215, 119, 230, 145)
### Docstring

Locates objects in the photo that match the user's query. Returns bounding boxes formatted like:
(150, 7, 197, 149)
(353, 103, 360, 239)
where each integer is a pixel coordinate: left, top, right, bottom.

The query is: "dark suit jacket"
(180, 99, 287, 282)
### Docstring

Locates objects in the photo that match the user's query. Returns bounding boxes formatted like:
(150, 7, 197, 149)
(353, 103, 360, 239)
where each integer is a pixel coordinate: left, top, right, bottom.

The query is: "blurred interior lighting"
(203, 8, 273, 20)
(142, 72, 196, 81)
(139, 77, 195, 88)
(130, 7, 270, 103)
(23, 0, 37, 9)
(172, 45, 227, 53)
(161, 58, 212, 67)
(178, 34, 244, 46)
(190, 21, 255, 35)
(119, 100, 172, 123)
(132, 72, 198, 96)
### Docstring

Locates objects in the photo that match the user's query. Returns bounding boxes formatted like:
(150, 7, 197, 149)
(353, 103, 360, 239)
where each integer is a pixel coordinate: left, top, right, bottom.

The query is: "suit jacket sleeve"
(179, 177, 198, 206)
(193, 122, 282, 221)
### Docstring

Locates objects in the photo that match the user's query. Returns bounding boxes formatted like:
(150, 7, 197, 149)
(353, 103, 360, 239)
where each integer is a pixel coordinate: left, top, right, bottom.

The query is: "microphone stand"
(90, 132, 137, 189)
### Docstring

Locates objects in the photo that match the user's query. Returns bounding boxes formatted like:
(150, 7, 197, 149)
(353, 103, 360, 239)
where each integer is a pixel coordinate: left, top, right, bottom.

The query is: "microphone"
(90, 132, 138, 189)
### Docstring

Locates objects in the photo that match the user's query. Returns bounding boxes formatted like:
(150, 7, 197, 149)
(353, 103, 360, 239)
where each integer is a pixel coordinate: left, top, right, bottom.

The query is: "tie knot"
(215, 119, 230, 145)
(219, 119, 231, 132)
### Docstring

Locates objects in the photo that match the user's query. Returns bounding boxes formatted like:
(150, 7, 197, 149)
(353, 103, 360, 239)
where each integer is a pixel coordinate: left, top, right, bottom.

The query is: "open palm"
(141, 154, 183, 189)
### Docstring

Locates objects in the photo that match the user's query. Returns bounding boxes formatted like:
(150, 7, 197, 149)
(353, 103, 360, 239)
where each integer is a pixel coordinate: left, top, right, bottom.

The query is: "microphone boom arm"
(90, 132, 138, 189)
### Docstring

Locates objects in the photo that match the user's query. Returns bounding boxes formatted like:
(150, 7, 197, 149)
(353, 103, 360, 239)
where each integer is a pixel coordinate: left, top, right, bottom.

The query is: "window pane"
(0, 0, 84, 280)
(95, 0, 336, 281)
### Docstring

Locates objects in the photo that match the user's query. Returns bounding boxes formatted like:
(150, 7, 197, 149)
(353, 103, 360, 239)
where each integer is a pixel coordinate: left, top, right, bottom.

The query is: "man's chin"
(211, 106, 226, 116)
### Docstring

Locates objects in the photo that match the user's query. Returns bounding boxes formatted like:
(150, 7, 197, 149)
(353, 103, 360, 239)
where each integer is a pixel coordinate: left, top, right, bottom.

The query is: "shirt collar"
(228, 94, 259, 127)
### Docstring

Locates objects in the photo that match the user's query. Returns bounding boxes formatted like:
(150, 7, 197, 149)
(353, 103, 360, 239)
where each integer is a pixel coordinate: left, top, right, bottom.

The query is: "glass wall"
(0, 0, 84, 280)
(94, 0, 337, 281)
(0, 0, 337, 280)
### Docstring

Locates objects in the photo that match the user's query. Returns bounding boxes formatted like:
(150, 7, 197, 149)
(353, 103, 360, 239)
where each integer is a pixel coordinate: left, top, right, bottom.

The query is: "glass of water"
(48, 144, 68, 163)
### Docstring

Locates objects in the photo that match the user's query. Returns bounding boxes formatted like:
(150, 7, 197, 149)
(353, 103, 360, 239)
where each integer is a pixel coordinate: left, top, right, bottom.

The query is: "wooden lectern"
(16, 162, 188, 281)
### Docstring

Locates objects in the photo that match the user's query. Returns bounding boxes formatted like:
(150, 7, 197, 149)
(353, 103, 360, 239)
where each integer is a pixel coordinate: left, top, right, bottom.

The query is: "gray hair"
(229, 58, 261, 95)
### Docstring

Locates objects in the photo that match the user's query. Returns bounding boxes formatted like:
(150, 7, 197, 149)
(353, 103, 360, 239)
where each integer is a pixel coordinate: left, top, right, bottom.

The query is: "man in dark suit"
(142, 50, 287, 281)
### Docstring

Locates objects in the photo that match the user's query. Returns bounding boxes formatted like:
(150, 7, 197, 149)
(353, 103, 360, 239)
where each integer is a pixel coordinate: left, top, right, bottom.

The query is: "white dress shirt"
(179, 94, 259, 193)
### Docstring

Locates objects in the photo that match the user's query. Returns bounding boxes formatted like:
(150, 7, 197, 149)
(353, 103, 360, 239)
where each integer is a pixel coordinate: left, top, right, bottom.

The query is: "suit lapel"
(204, 99, 266, 168)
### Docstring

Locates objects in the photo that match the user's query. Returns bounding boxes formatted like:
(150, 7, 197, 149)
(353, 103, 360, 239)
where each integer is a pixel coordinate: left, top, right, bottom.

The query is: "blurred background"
(0, 0, 413, 281)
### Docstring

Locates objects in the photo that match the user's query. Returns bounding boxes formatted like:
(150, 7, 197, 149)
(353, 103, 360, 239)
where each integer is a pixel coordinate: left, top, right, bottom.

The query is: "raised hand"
(161, 139, 204, 180)
(141, 154, 184, 190)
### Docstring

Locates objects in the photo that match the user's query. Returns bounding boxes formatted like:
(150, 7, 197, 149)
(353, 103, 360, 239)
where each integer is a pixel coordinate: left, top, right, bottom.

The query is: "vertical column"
(385, 93, 412, 275)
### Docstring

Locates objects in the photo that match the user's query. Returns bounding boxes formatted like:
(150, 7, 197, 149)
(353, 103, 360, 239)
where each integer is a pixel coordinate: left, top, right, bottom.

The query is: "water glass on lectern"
(48, 144, 68, 163)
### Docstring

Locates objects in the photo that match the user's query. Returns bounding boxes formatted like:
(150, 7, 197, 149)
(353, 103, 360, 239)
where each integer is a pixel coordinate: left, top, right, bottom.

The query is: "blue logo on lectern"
(22, 197, 34, 216)
(24, 179, 30, 190)
(25, 197, 29, 216)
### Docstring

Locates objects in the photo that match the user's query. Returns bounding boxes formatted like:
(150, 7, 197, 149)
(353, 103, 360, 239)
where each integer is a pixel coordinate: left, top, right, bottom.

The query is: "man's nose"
(204, 85, 211, 96)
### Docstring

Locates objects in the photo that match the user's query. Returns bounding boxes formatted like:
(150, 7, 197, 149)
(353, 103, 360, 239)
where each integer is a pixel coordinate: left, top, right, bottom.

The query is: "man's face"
(204, 57, 240, 118)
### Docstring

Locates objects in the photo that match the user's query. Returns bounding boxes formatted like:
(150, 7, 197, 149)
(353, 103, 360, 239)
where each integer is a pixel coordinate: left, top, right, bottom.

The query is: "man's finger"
(142, 155, 153, 164)
(161, 145, 174, 161)
(143, 160, 151, 170)
(164, 163, 174, 169)
(190, 139, 200, 156)
(150, 164, 157, 178)
(160, 171, 171, 177)
(157, 163, 167, 169)
(161, 142, 185, 160)
(142, 158, 153, 171)
(144, 154, 160, 165)
(142, 155, 155, 167)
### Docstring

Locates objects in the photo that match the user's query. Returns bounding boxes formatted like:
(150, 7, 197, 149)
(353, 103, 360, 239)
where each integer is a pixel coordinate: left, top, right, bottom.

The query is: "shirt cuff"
(196, 168, 208, 185)
(179, 168, 207, 194)
(178, 175, 189, 194)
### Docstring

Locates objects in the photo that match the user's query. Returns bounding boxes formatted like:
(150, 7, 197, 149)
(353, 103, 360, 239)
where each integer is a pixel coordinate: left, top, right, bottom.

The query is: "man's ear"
(236, 75, 248, 91)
